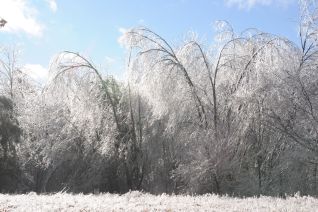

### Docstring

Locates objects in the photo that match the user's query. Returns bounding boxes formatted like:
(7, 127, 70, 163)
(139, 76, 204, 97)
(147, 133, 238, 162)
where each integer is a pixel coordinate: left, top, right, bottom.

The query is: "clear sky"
(0, 0, 300, 82)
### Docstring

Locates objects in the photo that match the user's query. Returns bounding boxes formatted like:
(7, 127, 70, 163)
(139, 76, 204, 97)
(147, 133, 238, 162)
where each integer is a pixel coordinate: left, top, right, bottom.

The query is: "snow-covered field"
(0, 191, 317, 212)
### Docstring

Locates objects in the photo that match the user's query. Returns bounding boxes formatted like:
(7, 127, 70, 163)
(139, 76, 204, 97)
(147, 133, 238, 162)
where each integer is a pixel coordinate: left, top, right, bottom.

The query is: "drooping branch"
(52, 51, 121, 132)
(126, 27, 208, 127)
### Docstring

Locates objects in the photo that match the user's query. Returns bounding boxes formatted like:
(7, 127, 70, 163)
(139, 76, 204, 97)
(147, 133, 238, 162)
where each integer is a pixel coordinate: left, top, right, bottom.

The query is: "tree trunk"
(313, 163, 317, 196)
(213, 173, 220, 194)
(256, 158, 262, 197)
(279, 171, 284, 198)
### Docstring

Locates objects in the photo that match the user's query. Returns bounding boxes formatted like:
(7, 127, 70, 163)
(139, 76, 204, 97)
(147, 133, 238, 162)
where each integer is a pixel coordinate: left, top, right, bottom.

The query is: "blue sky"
(0, 0, 300, 81)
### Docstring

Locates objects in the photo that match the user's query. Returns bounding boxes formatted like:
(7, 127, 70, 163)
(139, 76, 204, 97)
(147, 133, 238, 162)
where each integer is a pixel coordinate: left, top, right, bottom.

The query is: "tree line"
(0, 0, 317, 197)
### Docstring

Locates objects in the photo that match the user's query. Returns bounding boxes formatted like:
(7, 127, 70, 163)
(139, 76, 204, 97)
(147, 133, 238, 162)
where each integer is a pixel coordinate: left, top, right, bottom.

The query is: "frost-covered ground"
(0, 191, 317, 212)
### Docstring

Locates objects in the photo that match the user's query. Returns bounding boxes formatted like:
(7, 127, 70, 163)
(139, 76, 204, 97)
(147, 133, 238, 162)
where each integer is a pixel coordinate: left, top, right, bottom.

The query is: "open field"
(0, 191, 317, 212)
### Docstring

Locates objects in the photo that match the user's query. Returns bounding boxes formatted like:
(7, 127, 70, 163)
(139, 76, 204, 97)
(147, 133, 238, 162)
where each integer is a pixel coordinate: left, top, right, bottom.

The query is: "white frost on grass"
(0, 191, 317, 211)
